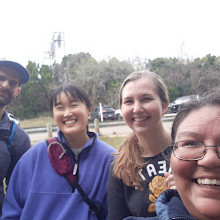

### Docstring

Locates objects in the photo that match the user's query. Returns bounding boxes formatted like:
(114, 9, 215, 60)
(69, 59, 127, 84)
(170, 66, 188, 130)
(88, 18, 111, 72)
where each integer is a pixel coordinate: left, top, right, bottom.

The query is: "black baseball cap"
(0, 60, 30, 84)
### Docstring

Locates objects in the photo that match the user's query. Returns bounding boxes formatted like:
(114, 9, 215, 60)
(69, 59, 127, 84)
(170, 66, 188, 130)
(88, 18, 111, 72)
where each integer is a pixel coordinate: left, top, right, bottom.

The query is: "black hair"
(50, 83, 92, 111)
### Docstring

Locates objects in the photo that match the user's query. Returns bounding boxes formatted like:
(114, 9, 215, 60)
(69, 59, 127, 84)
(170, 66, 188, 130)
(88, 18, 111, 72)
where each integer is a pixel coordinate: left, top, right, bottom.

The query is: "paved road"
(29, 120, 174, 144)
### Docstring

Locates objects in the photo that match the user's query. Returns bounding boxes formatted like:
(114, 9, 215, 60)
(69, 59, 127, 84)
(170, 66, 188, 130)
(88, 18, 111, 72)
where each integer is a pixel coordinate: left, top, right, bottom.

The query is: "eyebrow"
(123, 94, 152, 99)
(176, 131, 201, 140)
(0, 75, 19, 85)
(54, 99, 79, 106)
(54, 102, 62, 106)
(122, 96, 132, 100)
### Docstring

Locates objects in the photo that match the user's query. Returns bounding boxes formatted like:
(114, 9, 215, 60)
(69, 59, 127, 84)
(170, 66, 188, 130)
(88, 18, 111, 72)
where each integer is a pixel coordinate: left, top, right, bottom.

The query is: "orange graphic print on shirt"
(148, 176, 168, 212)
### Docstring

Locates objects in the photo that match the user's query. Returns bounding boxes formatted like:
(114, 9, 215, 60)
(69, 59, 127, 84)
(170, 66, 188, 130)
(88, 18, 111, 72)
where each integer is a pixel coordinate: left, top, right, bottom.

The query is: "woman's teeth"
(64, 120, 76, 125)
(197, 178, 220, 185)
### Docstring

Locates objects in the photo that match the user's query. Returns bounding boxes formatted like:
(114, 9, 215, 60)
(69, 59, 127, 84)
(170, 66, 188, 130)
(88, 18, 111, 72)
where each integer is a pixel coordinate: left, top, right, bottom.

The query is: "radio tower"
(45, 32, 68, 82)
(50, 32, 66, 64)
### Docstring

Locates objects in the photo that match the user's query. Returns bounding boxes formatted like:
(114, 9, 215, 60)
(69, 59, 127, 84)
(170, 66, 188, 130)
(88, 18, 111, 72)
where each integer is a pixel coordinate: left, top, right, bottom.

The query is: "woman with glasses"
(124, 87, 220, 220)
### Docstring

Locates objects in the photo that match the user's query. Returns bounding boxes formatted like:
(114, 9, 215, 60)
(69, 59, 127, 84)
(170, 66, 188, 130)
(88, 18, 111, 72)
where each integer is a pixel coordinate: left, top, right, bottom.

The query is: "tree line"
(7, 52, 220, 120)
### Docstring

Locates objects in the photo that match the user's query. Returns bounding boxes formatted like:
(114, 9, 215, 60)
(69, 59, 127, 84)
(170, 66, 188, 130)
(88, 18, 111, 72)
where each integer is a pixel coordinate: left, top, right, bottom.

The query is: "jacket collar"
(156, 189, 197, 219)
(56, 130, 97, 150)
(0, 110, 10, 130)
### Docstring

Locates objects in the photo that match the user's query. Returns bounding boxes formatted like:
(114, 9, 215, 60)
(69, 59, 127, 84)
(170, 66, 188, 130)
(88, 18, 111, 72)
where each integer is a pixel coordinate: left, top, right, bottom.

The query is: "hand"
(164, 172, 176, 189)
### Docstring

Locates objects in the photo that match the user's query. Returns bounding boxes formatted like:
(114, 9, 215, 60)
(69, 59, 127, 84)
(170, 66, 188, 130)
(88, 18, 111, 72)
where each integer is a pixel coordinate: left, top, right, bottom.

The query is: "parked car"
(90, 105, 116, 121)
(115, 109, 123, 120)
(168, 95, 200, 113)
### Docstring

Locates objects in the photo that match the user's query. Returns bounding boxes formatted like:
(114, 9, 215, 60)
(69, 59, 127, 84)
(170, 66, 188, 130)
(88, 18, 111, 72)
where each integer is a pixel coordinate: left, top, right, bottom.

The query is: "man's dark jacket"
(0, 111, 31, 215)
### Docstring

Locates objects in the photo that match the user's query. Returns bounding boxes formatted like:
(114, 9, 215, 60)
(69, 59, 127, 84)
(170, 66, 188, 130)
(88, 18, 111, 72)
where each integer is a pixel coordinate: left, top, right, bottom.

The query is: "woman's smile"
(132, 115, 150, 122)
(197, 178, 220, 186)
(64, 119, 77, 125)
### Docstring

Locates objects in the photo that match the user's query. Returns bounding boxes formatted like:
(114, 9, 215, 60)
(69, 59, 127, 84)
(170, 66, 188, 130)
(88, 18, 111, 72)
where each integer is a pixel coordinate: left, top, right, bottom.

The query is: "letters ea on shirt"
(139, 160, 171, 181)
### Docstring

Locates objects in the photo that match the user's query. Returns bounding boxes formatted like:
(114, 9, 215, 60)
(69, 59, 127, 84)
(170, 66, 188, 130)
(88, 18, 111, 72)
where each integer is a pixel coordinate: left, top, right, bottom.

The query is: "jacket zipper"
(72, 147, 90, 176)
(73, 155, 78, 176)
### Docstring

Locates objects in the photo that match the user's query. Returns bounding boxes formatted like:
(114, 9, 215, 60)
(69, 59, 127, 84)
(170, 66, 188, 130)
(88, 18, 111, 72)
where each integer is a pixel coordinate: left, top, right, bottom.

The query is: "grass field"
(20, 116, 56, 128)
(99, 136, 125, 150)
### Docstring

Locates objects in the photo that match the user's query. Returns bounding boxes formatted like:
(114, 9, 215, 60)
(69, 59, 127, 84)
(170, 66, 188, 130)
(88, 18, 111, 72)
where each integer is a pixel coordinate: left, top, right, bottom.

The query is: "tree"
(8, 61, 55, 119)
(6, 53, 220, 119)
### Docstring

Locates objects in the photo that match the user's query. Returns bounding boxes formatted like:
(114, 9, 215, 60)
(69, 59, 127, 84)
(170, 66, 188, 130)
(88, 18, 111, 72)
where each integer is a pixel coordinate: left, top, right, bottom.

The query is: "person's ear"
(88, 106, 93, 115)
(162, 102, 168, 116)
(15, 87, 21, 97)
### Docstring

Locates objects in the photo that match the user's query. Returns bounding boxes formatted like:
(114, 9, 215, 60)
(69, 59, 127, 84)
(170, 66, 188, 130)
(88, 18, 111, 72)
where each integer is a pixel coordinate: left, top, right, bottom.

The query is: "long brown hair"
(113, 70, 169, 190)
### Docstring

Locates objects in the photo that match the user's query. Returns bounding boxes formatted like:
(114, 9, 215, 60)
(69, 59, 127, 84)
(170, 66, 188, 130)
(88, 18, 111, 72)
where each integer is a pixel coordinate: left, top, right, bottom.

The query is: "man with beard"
(0, 60, 31, 216)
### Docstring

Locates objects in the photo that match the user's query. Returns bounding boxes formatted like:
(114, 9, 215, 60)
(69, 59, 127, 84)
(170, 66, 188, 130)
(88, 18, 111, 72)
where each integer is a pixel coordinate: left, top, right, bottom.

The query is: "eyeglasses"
(172, 141, 220, 161)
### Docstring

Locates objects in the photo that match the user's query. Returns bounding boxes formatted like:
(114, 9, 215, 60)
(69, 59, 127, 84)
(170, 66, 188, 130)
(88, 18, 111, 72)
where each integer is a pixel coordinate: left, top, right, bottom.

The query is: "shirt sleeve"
(107, 162, 131, 220)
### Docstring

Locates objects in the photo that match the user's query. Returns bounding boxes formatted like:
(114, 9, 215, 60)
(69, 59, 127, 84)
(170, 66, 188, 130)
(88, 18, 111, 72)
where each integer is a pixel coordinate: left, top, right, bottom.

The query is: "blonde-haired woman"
(107, 70, 172, 220)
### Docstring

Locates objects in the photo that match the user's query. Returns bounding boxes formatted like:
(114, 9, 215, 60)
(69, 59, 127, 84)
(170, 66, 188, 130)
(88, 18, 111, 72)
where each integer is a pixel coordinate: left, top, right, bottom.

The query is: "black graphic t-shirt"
(107, 146, 172, 220)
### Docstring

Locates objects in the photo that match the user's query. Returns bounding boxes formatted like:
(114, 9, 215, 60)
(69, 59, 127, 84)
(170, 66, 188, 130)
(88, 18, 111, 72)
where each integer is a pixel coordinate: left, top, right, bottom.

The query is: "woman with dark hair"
(1, 84, 116, 220)
(124, 87, 220, 220)
(107, 71, 172, 220)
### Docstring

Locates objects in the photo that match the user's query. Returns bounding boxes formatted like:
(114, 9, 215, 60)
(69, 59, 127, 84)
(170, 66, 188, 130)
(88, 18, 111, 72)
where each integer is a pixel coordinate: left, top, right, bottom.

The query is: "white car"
(115, 109, 123, 120)
(168, 95, 200, 113)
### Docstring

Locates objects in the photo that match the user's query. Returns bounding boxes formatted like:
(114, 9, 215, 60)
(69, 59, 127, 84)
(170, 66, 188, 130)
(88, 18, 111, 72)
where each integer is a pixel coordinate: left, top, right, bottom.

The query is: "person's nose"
(198, 147, 220, 168)
(1, 80, 10, 89)
(63, 107, 74, 117)
(133, 101, 142, 113)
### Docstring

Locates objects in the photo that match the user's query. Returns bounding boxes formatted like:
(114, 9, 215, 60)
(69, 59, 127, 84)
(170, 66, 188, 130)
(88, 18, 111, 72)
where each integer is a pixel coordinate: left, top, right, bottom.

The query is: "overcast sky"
(1, 0, 220, 66)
